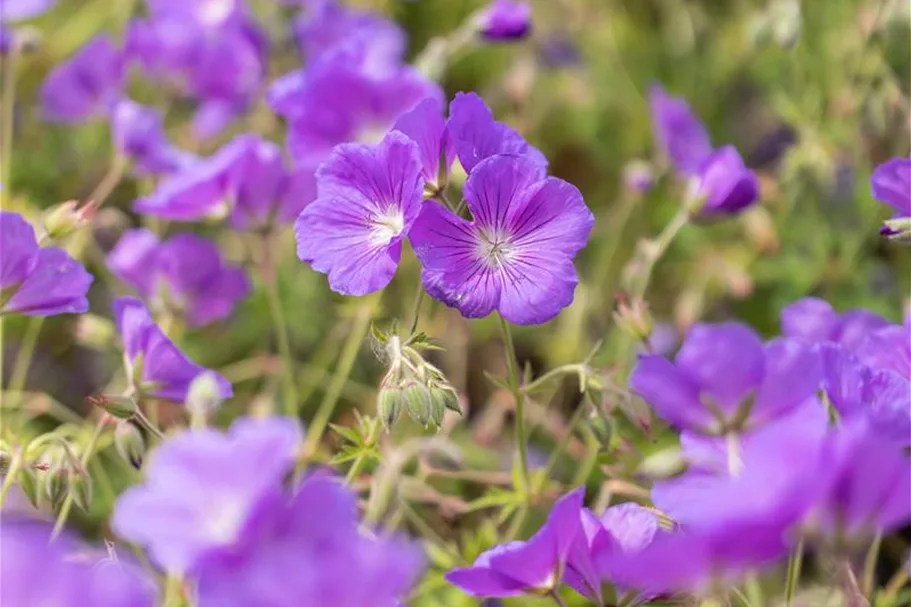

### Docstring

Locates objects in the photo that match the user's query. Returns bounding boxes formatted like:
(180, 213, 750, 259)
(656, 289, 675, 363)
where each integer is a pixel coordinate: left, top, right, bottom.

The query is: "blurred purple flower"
(565, 503, 659, 603)
(294, 132, 423, 295)
(411, 155, 593, 325)
(113, 296, 232, 402)
(856, 322, 910, 378)
(649, 85, 713, 177)
(276, 54, 441, 165)
(781, 297, 890, 350)
(112, 100, 196, 176)
(446, 487, 584, 597)
(108, 230, 250, 327)
(144, 0, 244, 29)
(40, 35, 124, 123)
(478, 0, 532, 42)
(112, 416, 302, 574)
(871, 157, 911, 219)
(0, 211, 93, 316)
(630, 322, 822, 434)
(0, 0, 56, 21)
(292, 0, 405, 72)
(695, 146, 760, 216)
(1, 518, 157, 607)
(196, 474, 423, 607)
(650, 85, 759, 216)
(807, 421, 911, 542)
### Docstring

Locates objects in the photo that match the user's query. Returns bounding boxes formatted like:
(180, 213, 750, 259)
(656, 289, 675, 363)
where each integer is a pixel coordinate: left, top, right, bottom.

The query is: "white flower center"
(369, 207, 405, 246)
(205, 499, 247, 545)
(198, 0, 234, 26)
(477, 227, 515, 267)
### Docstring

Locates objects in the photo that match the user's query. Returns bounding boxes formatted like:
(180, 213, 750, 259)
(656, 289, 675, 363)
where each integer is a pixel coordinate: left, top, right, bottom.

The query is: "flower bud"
(430, 384, 462, 415)
(613, 297, 653, 344)
(637, 448, 688, 481)
(881, 217, 911, 244)
(86, 394, 136, 419)
(114, 421, 145, 469)
(41, 463, 67, 510)
(623, 160, 655, 194)
(18, 466, 40, 508)
(402, 381, 434, 427)
(186, 372, 224, 425)
(67, 466, 93, 511)
(43, 200, 98, 240)
(589, 413, 613, 451)
(378, 386, 404, 431)
(477, 0, 532, 42)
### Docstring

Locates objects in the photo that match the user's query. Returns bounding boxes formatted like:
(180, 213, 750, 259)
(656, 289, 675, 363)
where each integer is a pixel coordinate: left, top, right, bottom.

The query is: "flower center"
(477, 227, 515, 267)
(198, 0, 234, 26)
(369, 207, 405, 246)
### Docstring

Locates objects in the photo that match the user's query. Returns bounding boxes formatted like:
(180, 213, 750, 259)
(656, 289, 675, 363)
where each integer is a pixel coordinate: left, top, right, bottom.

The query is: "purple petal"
(107, 228, 161, 297)
(40, 35, 123, 123)
(1, 0, 56, 22)
(871, 157, 911, 216)
(649, 85, 713, 176)
(818, 343, 867, 417)
(675, 322, 765, 414)
(448, 92, 547, 174)
(834, 309, 890, 350)
(276, 163, 317, 225)
(696, 146, 759, 216)
(600, 503, 659, 554)
(3, 248, 93, 316)
(392, 97, 452, 188)
(446, 561, 526, 597)
(629, 355, 712, 431)
(752, 338, 822, 424)
(857, 324, 911, 379)
(0, 211, 39, 288)
(112, 100, 194, 176)
(462, 154, 544, 231)
(506, 175, 594, 256)
(780, 297, 838, 342)
(479, 0, 532, 42)
(863, 370, 911, 446)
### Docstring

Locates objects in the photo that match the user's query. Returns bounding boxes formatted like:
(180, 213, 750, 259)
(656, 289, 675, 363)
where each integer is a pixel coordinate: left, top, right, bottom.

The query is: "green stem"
(164, 574, 184, 607)
(344, 451, 371, 485)
(496, 314, 530, 497)
(1, 44, 18, 200)
(85, 154, 127, 205)
(408, 285, 426, 337)
(784, 538, 804, 607)
(629, 206, 690, 299)
(4, 317, 43, 433)
(0, 451, 23, 507)
(261, 235, 298, 417)
(51, 417, 106, 539)
(862, 532, 882, 598)
(536, 400, 590, 493)
(549, 590, 569, 607)
(522, 363, 585, 394)
(303, 294, 379, 458)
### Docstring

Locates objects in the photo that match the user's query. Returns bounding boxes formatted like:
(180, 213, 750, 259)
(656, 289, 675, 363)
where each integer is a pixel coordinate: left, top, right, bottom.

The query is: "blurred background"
(2, 0, 910, 603)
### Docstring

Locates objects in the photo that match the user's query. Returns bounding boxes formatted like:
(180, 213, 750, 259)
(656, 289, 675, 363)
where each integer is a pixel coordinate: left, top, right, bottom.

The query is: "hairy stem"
(496, 314, 530, 497)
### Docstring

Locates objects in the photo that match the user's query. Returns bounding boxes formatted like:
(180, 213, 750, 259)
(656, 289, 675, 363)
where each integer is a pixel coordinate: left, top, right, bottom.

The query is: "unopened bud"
(44, 200, 98, 240)
(87, 394, 136, 419)
(623, 160, 655, 194)
(378, 386, 404, 430)
(402, 381, 434, 427)
(589, 413, 613, 451)
(614, 297, 653, 344)
(881, 217, 911, 245)
(18, 467, 40, 508)
(637, 448, 687, 481)
(67, 466, 93, 511)
(186, 372, 224, 425)
(114, 421, 145, 469)
(41, 463, 67, 510)
(430, 385, 462, 415)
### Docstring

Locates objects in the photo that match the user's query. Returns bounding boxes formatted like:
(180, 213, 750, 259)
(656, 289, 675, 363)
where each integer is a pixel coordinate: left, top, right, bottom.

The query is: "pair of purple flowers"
(295, 92, 595, 325)
(449, 308, 909, 601)
(110, 416, 422, 607)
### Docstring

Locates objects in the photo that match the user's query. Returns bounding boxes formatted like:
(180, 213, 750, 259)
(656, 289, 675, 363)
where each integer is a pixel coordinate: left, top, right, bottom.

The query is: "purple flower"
(112, 100, 196, 176)
(804, 421, 911, 543)
(40, 35, 124, 123)
(410, 155, 593, 325)
(294, 131, 423, 295)
(112, 415, 302, 574)
(392, 92, 547, 193)
(630, 322, 822, 434)
(446, 487, 584, 597)
(649, 85, 714, 176)
(1, 518, 157, 607)
(292, 0, 405, 72)
(478, 0, 532, 42)
(108, 230, 250, 327)
(781, 297, 890, 350)
(871, 157, 911, 218)
(0, 211, 93, 316)
(145, 0, 244, 28)
(694, 146, 760, 216)
(0, 0, 56, 21)
(195, 474, 423, 607)
(565, 503, 659, 603)
(113, 296, 232, 402)
(856, 322, 910, 379)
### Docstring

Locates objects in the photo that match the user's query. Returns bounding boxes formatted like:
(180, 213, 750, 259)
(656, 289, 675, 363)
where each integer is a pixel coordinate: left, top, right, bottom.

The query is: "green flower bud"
(637, 448, 688, 481)
(402, 381, 434, 427)
(114, 421, 146, 469)
(41, 465, 67, 510)
(430, 384, 461, 415)
(589, 413, 613, 451)
(86, 394, 136, 419)
(881, 217, 911, 244)
(18, 466, 40, 509)
(43, 200, 97, 241)
(186, 372, 224, 425)
(378, 386, 404, 431)
(67, 467, 93, 511)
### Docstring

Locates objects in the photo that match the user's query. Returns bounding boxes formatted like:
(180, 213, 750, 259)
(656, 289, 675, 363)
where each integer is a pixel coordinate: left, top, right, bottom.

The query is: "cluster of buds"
(5, 435, 93, 512)
(373, 326, 461, 431)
